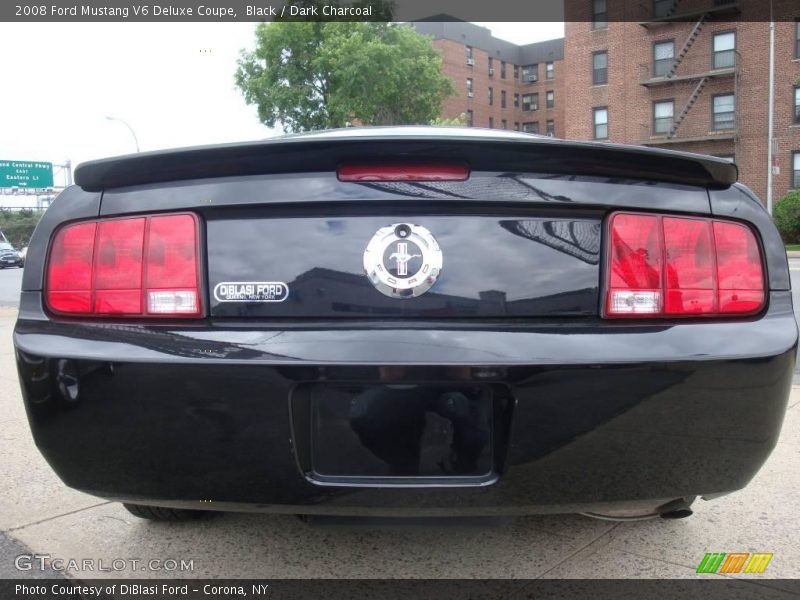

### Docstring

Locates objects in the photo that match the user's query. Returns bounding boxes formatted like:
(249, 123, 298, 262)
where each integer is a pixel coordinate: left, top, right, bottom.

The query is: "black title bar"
(1, 0, 796, 23)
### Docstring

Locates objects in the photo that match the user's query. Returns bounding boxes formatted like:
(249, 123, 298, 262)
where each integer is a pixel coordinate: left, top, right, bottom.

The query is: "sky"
(0, 22, 564, 192)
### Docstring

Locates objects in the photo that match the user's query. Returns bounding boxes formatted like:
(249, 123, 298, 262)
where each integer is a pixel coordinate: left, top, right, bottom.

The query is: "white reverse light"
(148, 291, 198, 314)
(609, 291, 661, 314)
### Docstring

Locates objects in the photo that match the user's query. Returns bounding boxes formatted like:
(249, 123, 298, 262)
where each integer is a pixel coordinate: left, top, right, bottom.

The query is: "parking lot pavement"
(0, 307, 798, 584)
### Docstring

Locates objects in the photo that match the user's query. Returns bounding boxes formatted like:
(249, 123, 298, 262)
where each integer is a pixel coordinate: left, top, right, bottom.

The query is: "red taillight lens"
(337, 164, 470, 182)
(47, 222, 96, 314)
(663, 217, 714, 315)
(145, 215, 200, 315)
(713, 221, 764, 313)
(46, 213, 201, 318)
(607, 214, 662, 315)
(606, 213, 764, 318)
(94, 218, 145, 314)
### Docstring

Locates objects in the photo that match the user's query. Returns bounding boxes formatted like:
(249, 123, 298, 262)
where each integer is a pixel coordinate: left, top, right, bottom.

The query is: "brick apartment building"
(413, 0, 800, 205)
(413, 21, 565, 136)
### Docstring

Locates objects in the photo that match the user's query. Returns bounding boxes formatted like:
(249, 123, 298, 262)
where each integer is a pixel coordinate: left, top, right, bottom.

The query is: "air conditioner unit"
(488, 68, 495, 75)
(466, 58, 475, 66)
(467, 92, 474, 98)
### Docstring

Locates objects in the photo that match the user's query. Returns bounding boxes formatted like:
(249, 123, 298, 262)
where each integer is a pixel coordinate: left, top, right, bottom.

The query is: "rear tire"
(122, 503, 214, 522)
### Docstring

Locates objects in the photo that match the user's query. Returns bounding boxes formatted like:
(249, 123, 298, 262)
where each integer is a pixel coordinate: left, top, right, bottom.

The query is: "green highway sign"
(0, 160, 54, 189)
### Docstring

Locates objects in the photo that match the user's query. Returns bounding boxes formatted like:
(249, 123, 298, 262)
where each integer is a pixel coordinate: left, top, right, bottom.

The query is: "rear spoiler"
(74, 132, 737, 191)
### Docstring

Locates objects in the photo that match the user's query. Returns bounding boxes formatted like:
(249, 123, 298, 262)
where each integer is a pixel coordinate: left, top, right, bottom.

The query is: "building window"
(466, 78, 473, 97)
(488, 87, 494, 106)
(546, 119, 555, 135)
(466, 110, 473, 127)
(796, 22, 800, 59)
(514, 121, 520, 131)
(514, 93, 520, 108)
(546, 62, 554, 79)
(653, 41, 674, 77)
(592, 51, 608, 85)
(653, 100, 674, 134)
(501, 90, 507, 108)
(501, 61, 507, 79)
(466, 46, 473, 60)
(592, 0, 607, 29)
(522, 64, 538, 83)
(793, 152, 800, 188)
(522, 93, 538, 111)
(501, 119, 507, 129)
(489, 117, 494, 128)
(546, 90, 554, 109)
(713, 94, 735, 130)
(794, 86, 800, 124)
(653, 0, 672, 18)
(713, 31, 736, 69)
(514, 65, 519, 79)
(593, 107, 608, 139)
(522, 121, 540, 134)
(488, 57, 494, 76)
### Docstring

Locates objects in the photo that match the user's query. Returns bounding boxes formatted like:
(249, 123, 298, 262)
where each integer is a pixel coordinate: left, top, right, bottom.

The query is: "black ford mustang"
(14, 127, 797, 522)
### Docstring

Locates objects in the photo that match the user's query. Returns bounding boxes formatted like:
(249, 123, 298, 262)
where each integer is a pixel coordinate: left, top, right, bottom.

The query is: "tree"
(0, 209, 44, 249)
(431, 113, 467, 126)
(235, 20, 454, 132)
(774, 190, 800, 244)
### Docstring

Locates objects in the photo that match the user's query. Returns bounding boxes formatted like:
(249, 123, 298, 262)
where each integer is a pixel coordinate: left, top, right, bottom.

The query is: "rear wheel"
(122, 503, 214, 522)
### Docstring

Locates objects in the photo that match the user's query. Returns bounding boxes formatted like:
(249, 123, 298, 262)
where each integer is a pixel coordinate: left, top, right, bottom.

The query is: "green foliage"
(235, 17, 454, 132)
(0, 209, 44, 249)
(774, 190, 800, 244)
(431, 113, 467, 126)
(776, 191, 800, 243)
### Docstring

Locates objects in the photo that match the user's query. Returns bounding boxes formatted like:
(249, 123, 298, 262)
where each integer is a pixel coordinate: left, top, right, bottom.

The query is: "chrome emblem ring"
(363, 223, 443, 298)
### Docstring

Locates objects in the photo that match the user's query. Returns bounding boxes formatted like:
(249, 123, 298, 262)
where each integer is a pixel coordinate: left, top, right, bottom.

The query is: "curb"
(788, 251, 800, 258)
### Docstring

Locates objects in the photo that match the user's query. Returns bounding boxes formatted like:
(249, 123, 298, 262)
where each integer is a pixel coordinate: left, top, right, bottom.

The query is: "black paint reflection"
(208, 216, 601, 318)
(500, 220, 601, 265)
(311, 384, 492, 478)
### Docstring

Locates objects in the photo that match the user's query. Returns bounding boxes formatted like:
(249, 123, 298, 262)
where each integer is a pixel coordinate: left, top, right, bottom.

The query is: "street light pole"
(105, 116, 140, 152)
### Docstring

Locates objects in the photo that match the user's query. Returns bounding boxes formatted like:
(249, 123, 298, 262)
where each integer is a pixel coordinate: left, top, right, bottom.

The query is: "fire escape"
(638, 0, 741, 149)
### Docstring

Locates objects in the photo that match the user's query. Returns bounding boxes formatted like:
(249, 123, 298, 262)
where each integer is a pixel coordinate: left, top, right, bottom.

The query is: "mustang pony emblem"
(363, 223, 443, 298)
(389, 243, 422, 276)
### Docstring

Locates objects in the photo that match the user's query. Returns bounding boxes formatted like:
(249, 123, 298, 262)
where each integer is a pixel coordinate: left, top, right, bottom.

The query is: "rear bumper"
(13, 291, 797, 516)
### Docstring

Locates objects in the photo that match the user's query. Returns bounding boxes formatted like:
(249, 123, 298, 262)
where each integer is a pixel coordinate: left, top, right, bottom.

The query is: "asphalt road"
(0, 266, 23, 308)
(0, 264, 798, 583)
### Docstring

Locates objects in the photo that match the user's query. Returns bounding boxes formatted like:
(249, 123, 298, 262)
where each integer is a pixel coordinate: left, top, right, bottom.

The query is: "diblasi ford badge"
(363, 223, 443, 298)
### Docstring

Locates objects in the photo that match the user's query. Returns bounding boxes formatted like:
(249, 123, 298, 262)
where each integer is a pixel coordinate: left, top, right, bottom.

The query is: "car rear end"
(0, 243, 23, 268)
(14, 128, 797, 518)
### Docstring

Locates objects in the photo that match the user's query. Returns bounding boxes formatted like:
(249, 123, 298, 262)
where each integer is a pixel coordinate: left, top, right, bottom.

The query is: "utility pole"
(766, 6, 775, 215)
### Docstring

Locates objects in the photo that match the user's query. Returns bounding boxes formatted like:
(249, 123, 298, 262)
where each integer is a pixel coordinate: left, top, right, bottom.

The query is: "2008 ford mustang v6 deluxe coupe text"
(14, 127, 797, 521)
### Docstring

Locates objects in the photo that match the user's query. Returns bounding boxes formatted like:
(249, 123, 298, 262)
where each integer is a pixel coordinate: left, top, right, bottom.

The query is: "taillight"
(337, 164, 470, 182)
(46, 213, 202, 318)
(605, 212, 764, 318)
